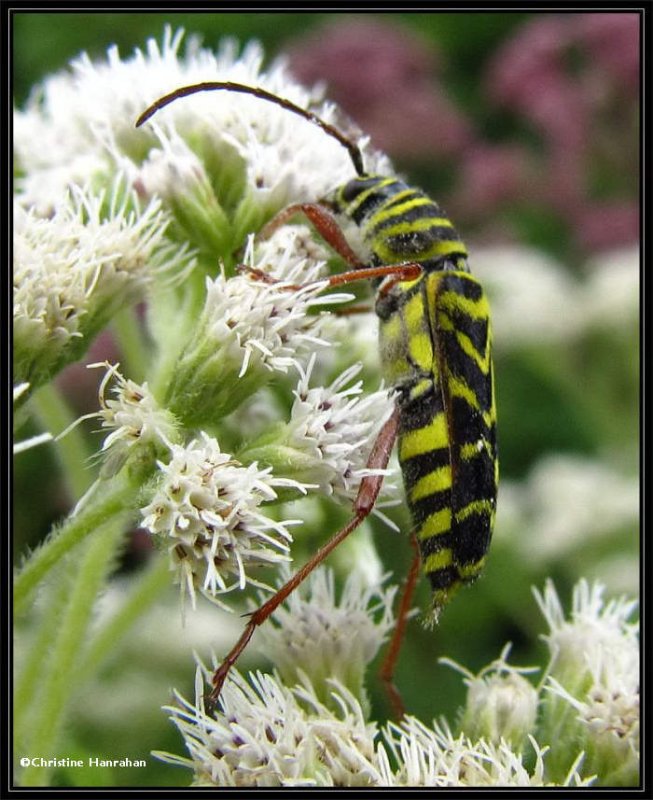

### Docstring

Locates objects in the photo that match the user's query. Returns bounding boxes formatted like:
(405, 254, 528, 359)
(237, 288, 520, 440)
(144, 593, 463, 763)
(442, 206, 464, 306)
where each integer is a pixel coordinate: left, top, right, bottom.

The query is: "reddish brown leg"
(260, 202, 365, 268)
(379, 532, 421, 719)
(238, 261, 421, 290)
(259, 202, 423, 289)
(332, 304, 372, 316)
(208, 407, 401, 708)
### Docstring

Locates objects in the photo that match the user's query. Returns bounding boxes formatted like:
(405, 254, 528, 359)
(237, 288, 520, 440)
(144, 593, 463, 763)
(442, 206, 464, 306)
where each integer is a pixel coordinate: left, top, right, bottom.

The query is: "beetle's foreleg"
(259, 202, 365, 269)
(254, 201, 423, 289)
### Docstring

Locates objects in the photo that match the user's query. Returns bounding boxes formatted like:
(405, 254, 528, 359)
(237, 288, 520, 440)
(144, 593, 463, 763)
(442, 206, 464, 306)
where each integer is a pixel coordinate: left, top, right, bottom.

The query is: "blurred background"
(13, 11, 640, 787)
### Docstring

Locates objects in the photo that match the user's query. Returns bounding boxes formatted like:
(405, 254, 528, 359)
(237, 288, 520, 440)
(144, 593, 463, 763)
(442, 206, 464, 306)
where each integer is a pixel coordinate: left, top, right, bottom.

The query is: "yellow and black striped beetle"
(137, 82, 498, 715)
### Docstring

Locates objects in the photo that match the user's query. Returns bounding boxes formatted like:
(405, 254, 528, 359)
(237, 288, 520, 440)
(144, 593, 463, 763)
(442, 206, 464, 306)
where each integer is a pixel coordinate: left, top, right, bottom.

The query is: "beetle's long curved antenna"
(135, 81, 367, 177)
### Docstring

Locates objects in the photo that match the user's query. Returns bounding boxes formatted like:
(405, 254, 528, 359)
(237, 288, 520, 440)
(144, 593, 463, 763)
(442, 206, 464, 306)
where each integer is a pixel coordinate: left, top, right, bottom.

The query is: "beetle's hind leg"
(207, 406, 400, 710)
(379, 531, 421, 719)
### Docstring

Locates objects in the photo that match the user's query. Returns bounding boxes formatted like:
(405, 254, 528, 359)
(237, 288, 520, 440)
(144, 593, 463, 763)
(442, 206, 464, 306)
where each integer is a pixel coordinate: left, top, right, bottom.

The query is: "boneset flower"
(91, 362, 180, 477)
(444, 643, 540, 748)
(140, 432, 307, 608)
(156, 570, 641, 787)
(380, 718, 589, 787)
(13, 180, 188, 390)
(156, 665, 381, 787)
(163, 265, 353, 427)
(256, 567, 396, 706)
(241, 354, 397, 506)
(535, 579, 639, 785)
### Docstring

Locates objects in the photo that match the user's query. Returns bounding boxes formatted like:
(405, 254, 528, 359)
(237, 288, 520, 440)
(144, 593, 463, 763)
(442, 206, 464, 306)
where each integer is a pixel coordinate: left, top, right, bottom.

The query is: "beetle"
(137, 82, 498, 714)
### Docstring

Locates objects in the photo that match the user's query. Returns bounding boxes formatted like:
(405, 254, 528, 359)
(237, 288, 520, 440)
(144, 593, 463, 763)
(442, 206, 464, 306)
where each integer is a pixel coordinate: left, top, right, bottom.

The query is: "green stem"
(18, 520, 126, 787)
(31, 382, 95, 501)
(13, 475, 137, 616)
(111, 305, 149, 384)
(149, 276, 205, 401)
(14, 572, 72, 752)
(78, 553, 170, 680)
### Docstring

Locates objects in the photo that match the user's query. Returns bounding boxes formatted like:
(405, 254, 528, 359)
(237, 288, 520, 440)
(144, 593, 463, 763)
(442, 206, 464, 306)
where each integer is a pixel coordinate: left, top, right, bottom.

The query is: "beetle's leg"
(379, 531, 421, 719)
(260, 202, 365, 269)
(331, 303, 373, 316)
(208, 406, 400, 709)
(239, 260, 422, 289)
(255, 201, 423, 288)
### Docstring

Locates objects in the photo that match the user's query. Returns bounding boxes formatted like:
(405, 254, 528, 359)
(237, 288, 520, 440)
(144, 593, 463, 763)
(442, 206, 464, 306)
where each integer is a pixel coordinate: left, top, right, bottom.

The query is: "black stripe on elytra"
(439, 311, 489, 361)
(408, 484, 453, 523)
(427, 564, 460, 590)
(400, 447, 451, 489)
(438, 272, 483, 303)
(448, 506, 494, 566)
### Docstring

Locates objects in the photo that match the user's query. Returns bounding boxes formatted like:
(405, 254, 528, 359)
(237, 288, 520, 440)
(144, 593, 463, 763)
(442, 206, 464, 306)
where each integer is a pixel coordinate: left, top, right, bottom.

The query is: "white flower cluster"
(282, 354, 397, 504)
(257, 568, 396, 701)
(140, 432, 307, 607)
(381, 718, 589, 787)
(158, 573, 638, 787)
(13, 181, 188, 388)
(160, 663, 588, 789)
(157, 568, 393, 786)
(444, 643, 540, 747)
(163, 256, 351, 424)
(15, 27, 388, 216)
(91, 362, 179, 474)
(201, 264, 351, 380)
(535, 579, 639, 780)
(497, 454, 639, 593)
(158, 668, 382, 787)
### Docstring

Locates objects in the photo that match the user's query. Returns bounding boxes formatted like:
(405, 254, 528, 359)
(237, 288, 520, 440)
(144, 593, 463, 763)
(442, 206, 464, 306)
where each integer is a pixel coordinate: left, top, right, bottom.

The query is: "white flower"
(472, 244, 639, 348)
(13, 179, 190, 388)
(132, 128, 211, 200)
(443, 643, 539, 747)
(472, 246, 581, 346)
(159, 663, 594, 787)
(156, 665, 381, 787)
(15, 27, 389, 216)
(279, 354, 397, 504)
(380, 718, 591, 787)
(204, 266, 350, 379)
(89, 362, 179, 476)
(579, 246, 639, 332)
(535, 579, 639, 690)
(256, 567, 396, 703)
(534, 579, 639, 783)
(164, 264, 353, 425)
(246, 224, 333, 282)
(140, 432, 307, 607)
(497, 455, 639, 590)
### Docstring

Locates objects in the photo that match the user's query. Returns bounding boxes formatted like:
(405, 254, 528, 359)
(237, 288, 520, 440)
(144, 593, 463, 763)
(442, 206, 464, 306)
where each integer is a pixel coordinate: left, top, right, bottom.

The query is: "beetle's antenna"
(135, 81, 367, 177)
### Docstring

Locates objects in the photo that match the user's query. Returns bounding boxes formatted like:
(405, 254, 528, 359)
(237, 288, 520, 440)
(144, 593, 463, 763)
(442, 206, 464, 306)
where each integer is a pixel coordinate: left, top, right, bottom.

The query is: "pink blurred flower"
(283, 14, 639, 255)
(574, 202, 640, 253)
(574, 12, 640, 93)
(486, 16, 589, 149)
(485, 12, 639, 252)
(287, 18, 473, 159)
(453, 143, 531, 219)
